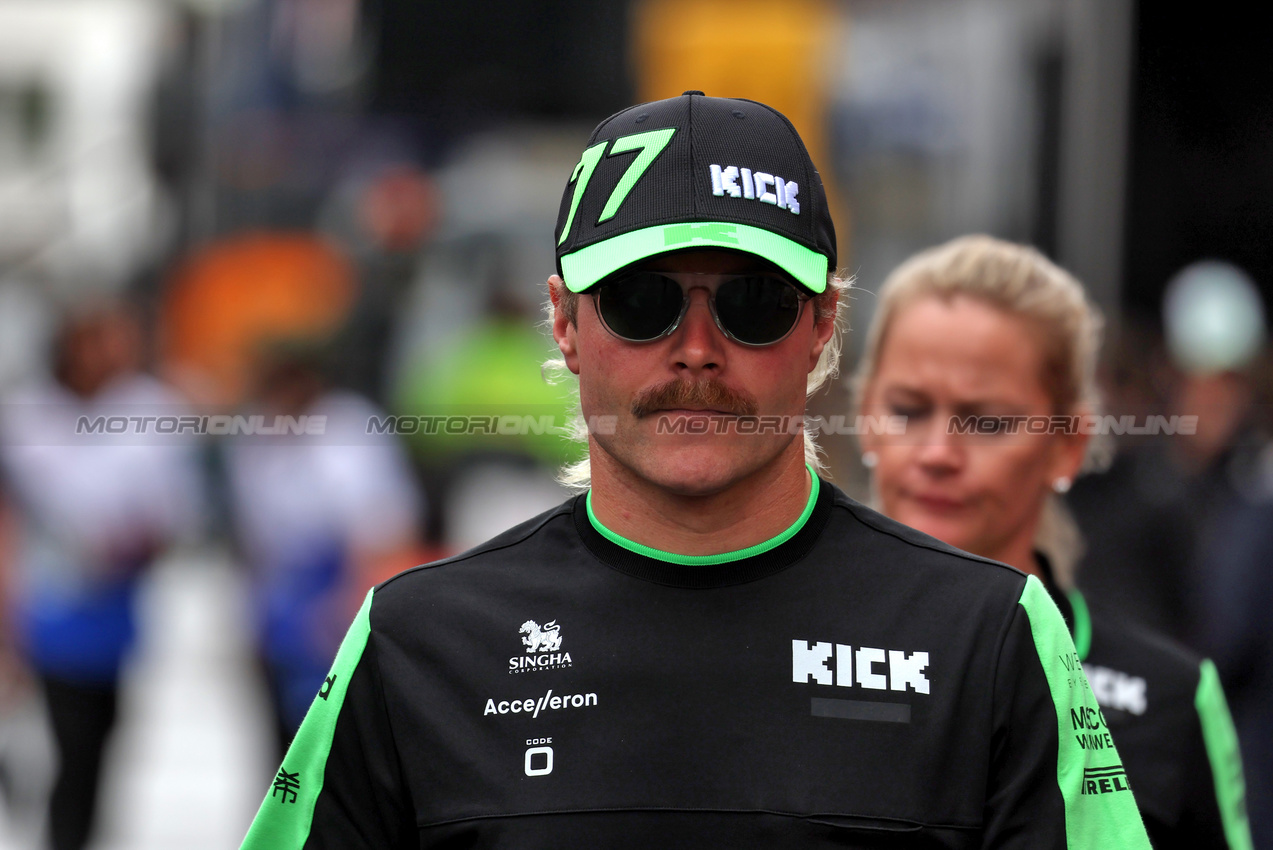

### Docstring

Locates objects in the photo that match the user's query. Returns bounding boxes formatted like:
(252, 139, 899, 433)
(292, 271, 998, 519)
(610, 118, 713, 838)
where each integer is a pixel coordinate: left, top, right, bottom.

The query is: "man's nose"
(669, 288, 725, 372)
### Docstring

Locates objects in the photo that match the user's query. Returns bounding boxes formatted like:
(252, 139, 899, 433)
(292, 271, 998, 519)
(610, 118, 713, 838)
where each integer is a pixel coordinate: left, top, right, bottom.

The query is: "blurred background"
(0, 0, 1270, 848)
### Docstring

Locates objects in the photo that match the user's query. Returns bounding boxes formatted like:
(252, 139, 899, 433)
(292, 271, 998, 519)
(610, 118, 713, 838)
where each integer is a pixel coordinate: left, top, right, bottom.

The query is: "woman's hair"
(850, 234, 1105, 586)
(544, 271, 852, 491)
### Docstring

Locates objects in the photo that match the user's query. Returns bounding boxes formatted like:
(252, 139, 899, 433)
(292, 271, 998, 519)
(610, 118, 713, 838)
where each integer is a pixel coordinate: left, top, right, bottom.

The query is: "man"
(240, 92, 1151, 848)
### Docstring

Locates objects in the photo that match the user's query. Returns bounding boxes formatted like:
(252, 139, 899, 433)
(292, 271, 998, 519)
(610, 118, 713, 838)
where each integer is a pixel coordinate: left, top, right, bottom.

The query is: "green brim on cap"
(560, 222, 829, 294)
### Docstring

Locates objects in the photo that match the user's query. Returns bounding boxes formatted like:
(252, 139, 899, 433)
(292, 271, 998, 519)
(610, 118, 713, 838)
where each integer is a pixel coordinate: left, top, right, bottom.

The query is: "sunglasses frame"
(592, 270, 812, 347)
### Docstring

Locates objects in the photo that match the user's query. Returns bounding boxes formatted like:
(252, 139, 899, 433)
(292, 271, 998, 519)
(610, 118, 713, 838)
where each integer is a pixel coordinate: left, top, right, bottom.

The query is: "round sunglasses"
(593, 270, 811, 347)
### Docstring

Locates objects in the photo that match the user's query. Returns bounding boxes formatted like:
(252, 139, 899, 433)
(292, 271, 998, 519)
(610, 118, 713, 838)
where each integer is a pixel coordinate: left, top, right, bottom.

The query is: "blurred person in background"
(0, 301, 204, 850)
(1159, 262, 1267, 499)
(1163, 266, 1273, 847)
(854, 235, 1252, 849)
(222, 339, 424, 761)
(1197, 486, 1273, 847)
(395, 283, 577, 552)
(1065, 262, 1268, 644)
(1064, 260, 1273, 842)
(0, 493, 53, 849)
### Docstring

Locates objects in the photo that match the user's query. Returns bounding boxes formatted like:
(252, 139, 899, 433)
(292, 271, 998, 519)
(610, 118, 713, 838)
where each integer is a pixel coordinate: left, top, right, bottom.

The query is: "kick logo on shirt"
(792, 639, 930, 693)
(1083, 664, 1148, 715)
(510, 619, 573, 673)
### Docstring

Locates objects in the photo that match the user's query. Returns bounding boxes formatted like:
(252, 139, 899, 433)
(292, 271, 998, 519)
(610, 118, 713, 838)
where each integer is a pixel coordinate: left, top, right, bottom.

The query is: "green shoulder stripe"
(240, 588, 375, 850)
(1017, 576, 1150, 849)
(1066, 588, 1092, 662)
(1196, 659, 1254, 850)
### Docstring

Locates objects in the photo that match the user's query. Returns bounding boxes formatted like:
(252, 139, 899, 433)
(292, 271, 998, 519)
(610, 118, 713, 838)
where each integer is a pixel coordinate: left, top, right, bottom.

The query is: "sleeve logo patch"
(1071, 704, 1118, 751)
(272, 768, 300, 804)
(1081, 765, 1132, 795)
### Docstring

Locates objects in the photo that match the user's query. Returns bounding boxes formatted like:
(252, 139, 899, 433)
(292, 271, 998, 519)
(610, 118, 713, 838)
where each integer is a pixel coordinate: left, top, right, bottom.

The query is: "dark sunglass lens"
(597, 272, 685, 341)
(715, 275, 802, 344)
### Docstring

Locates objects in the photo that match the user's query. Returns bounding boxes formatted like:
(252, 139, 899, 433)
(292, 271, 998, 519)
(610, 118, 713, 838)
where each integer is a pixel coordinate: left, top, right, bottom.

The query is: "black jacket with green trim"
(241, 480, 1151, 848)
(1040, 558, 1252, 849)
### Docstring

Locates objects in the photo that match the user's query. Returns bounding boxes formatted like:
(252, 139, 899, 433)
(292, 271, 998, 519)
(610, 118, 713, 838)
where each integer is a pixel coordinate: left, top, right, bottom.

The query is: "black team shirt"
(242, 475, 1151, 848)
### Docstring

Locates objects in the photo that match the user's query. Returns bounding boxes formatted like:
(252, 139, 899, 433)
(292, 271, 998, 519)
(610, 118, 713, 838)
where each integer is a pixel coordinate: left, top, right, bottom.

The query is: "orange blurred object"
(160, 233, 356, 406)
(631, 0, 849, 263)
(633, 0, 835, 144)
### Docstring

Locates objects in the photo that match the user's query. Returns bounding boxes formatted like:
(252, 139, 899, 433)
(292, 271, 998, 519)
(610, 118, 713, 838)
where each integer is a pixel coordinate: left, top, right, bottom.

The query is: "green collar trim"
(1067, 587, 1092, 662)
(585, 465, 819, 566)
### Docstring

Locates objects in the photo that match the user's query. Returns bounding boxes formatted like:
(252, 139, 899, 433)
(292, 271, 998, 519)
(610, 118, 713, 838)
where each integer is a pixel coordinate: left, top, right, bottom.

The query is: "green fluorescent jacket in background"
(241, 478, 1153, 848)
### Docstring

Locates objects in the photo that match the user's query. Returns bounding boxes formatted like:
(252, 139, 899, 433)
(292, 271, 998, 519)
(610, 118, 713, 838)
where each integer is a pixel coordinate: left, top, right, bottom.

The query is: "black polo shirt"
(242, 477, 1150, 848)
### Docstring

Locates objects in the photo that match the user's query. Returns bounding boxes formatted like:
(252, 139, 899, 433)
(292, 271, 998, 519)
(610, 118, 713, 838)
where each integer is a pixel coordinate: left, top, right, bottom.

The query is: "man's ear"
(549, 275, 581, 375)
(807, 286, 840, 372)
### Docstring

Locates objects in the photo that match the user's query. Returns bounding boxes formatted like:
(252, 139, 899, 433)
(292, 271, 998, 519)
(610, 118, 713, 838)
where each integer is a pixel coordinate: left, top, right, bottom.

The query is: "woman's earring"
(861, 451, 879, 469)
(1052, 477, 1072, 494)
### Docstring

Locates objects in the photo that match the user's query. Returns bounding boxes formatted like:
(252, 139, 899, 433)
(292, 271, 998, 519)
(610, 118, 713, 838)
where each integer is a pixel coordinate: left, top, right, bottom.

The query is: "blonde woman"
(855, 234, 1252, 849)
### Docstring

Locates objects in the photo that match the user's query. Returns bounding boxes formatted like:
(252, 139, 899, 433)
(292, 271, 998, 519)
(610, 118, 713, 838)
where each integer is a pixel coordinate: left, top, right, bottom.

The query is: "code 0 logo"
(525, 739, 553, 777)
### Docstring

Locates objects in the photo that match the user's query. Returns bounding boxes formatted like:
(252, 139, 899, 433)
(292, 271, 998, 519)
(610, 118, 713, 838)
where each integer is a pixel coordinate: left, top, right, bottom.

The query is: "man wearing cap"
(240, 93, 1151, 848)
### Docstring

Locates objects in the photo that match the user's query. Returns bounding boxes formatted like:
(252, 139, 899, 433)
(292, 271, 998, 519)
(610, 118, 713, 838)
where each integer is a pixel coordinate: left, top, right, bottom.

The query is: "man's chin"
(623, 446, 774, 496)
(589, 421, 799, 496)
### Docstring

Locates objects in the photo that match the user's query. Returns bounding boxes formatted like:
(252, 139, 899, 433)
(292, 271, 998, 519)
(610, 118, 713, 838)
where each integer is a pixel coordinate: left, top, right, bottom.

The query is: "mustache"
(630, 379, 759, 418)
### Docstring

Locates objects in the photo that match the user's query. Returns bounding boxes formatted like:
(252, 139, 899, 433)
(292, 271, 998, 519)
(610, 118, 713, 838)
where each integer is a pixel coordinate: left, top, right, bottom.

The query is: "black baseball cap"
(554, 91, 837, 295)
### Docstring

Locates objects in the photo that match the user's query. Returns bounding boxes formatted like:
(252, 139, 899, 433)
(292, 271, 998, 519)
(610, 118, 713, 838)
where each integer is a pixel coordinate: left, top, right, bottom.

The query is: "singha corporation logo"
(510, 619, 572, 674)
(520, 620, 563, 653)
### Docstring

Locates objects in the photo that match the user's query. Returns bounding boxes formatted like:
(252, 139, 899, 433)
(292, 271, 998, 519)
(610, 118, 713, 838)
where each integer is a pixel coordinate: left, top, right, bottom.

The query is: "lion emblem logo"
(520, 620, 562, 653)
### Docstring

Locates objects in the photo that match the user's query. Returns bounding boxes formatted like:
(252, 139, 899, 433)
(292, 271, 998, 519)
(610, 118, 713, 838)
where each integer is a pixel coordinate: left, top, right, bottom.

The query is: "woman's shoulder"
(826, 482, 1031, 587)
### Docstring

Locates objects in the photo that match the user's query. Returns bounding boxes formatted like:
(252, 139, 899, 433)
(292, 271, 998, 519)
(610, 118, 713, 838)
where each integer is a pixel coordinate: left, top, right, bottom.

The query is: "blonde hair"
(851, 235, 1105, 586)
(545, 272, 852, 491)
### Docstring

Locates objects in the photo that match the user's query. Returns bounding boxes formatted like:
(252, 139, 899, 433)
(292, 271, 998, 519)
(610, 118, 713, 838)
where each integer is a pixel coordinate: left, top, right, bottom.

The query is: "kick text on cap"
(710, 164, 800, 214)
